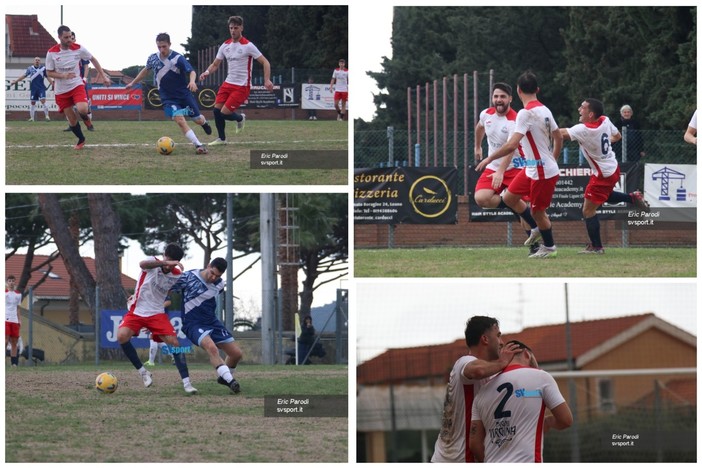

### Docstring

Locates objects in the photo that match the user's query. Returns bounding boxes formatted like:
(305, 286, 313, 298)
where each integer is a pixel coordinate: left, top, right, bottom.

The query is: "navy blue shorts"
(162, 93, 202, 120)
(182, 318, 234, 347)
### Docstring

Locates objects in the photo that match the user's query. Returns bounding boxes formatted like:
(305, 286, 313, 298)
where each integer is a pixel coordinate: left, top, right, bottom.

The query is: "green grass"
(354, 246, 696, 277)
(5, 120, 347, 185)
(5, 363, 348, 462)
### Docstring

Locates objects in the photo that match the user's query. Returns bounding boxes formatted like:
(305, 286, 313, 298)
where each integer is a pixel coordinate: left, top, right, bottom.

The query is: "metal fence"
(354, 128, 697, 196)
(9, 286, 348, 367)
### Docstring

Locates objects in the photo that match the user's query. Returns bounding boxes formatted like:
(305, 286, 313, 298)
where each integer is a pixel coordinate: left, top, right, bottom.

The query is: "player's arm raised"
(139, 259, 183, 271)
(462, 342, 522, 380)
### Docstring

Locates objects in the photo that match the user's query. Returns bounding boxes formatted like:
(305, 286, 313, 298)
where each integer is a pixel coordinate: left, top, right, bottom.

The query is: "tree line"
(362, 6, 696, 130)
(5, 193, 347, 330)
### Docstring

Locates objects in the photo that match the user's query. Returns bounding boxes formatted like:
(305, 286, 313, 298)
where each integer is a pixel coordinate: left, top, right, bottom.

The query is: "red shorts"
(118, 313, 175, 342)
(507, 170, 559, 212)
(475, 168, 522, 194)
(334, 91, 348, 102)
(5, 321, 20, 338)
(55, 85, 88, 113)
(215, 82, 250, 112)
(585, 167, 620, 205)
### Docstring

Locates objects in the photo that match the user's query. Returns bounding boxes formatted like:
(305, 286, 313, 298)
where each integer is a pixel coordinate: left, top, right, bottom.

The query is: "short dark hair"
(7, 275, 16, 281)
(465, 316, 499, 348)
(506, 339, 532, 353)
(517, 71, 539, 94)
(164, 243, 184, 261)
(492, 82, 512, 96)
(210, 257, 228, 273)
(156, 33, 171, 43)
(584, 98, 604, 118)
(228, 16, 244, 26)
(58, 25, 71, 36)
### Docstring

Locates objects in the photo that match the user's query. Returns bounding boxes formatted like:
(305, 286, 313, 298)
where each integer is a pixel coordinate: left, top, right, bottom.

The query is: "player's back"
(472, 365, 565, 462)
(432, 355, 482, 462)
(516, 101, 559, 179)
(567, 116, 619, 178)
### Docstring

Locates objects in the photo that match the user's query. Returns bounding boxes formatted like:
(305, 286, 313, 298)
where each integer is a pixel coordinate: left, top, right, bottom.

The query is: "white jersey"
(689, 110, 697, 129)
(432, 355, 486, 462)
(5, 289, 22, 323)
(332, 68, 348, 92)
(471, 365, 566, 463)
(566, 116, 620, 178)
(130, 257, 182, 317)
(45, 43, 93, 95)
(479, 107, 523, 172)
(216, 37, 263, 87)
(514, 101, 559, 180)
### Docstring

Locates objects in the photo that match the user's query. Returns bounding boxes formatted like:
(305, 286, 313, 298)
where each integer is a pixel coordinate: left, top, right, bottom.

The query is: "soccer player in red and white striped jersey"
(199, 16, 273, 146)
(560, 98, 649, 254)
(469, 341, 573, 462)
(476, 71, 563, 259)
(45, 25, 110, 149)
(431, 317, 522, 463)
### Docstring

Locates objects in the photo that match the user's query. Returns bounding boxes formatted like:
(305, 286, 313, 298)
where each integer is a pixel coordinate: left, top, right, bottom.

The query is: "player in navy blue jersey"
(10, 57, 54, 122)
(171, 258, 243, 393)
(126, 32, 212, 154)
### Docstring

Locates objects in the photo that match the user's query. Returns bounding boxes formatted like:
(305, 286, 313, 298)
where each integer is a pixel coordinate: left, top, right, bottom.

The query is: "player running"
(126, 33, 211, 155)
(560, 98, 650, 254)
(63, 31, 94, 132)
(45, 25, 111, 150)
(9, 57, 54, 122)
(171, 258, 243, 394)
(469, 340, 573, 462)
(198, 15, 274, 146)
(474, 82, 539, 255)
(330, 58, 348, 121)
(476, 71, 563, 259)
(116, 243, 197, 394)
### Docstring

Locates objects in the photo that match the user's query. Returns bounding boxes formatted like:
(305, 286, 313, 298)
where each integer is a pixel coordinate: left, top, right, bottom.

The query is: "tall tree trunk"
(68, 212, 81, 326)
(299, 251, 319, 317)
(87, 194, 127, 312)
(37, 194, 97, 315)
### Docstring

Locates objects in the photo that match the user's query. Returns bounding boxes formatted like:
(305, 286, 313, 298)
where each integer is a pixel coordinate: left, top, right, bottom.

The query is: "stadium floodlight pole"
(564, 284, 581, 462)
(260, 193, 277, 364)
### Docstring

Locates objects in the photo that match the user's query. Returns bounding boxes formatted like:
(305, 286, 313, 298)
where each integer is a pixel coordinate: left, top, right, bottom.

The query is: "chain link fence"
(354, 128, 696, 196)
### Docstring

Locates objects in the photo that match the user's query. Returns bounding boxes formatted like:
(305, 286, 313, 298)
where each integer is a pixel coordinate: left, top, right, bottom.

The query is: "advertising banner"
(100, 310, 192, 351)
(89, 86, 142, 110)
(354, 167, 458, 224)
(301, 83, 343, 110)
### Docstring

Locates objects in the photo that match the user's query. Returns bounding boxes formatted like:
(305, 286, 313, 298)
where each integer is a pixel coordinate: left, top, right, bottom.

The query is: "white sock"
(216, 364, 233, 383)
(185, 129, 202, 146)
(29, 105, 36, 120)
(149, 341, 158, 362)
(138, 366, 147, 375)
(43, 106, 49, 117)
(183, 377, 191, 386)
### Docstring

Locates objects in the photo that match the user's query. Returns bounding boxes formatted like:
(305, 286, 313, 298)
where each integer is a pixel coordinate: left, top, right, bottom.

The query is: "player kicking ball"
(126, 33, 211, 155)
(171, 258, 243, 393)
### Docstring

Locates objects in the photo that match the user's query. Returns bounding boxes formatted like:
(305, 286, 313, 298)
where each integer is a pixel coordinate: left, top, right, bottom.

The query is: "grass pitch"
(354, 246, 696, 277)
(5, 363, 348, 462)
(5, 120, 348, 185)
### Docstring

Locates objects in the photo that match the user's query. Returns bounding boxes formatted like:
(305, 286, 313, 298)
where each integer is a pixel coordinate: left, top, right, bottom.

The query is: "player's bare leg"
(63, 106, 86, 149)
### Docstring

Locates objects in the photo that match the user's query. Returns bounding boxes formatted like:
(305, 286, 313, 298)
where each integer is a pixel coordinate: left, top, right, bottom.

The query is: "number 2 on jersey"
(494, 382, 513, 419)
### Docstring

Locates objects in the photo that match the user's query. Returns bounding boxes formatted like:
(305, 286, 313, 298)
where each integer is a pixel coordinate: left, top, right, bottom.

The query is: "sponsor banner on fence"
(89, 86, 142, 110)
(301, 83, 346, 110)
(468, 166, 628, 222)
(354, 167, 458, 224)
(100, 310, 192, 350)
(144, 84, 298, 110)
(6, 69, 59, 111)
